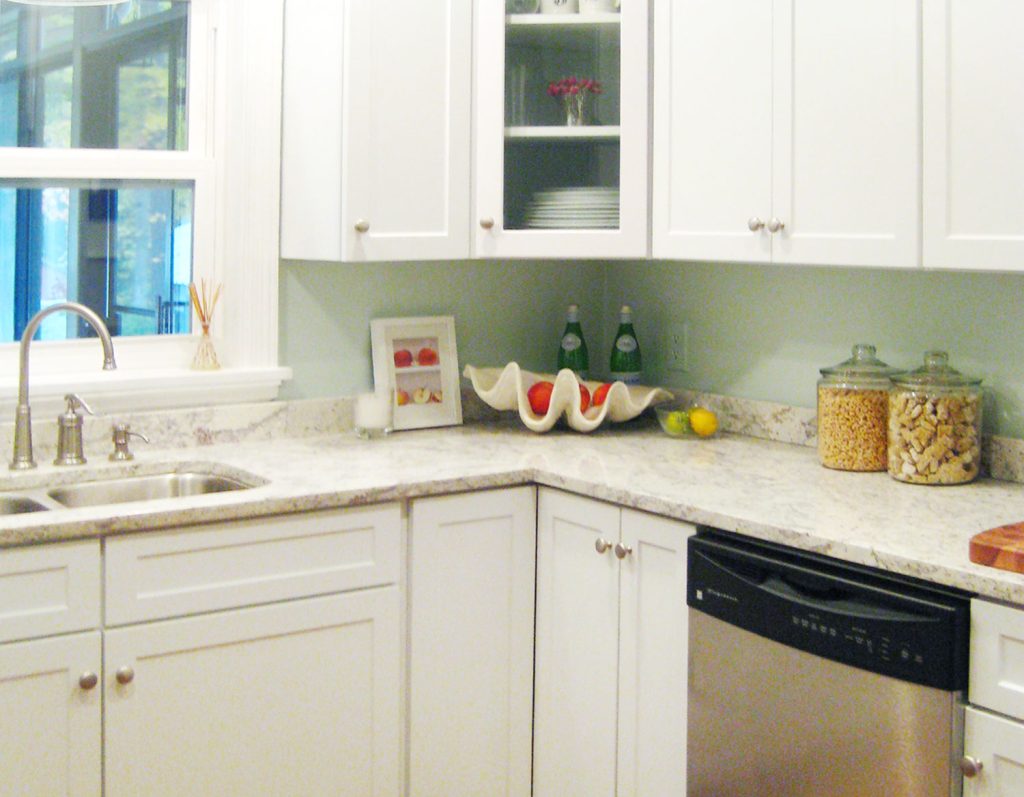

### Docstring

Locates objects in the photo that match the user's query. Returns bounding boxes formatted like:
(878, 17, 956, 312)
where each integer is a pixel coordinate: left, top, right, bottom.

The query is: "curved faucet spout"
(11, 302, 117, 470)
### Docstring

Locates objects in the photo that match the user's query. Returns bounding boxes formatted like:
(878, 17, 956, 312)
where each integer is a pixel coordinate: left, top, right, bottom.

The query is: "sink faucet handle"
(65, 393, 95, 417)
(110, 423, 150, 462)
(54, 394, 95, 467)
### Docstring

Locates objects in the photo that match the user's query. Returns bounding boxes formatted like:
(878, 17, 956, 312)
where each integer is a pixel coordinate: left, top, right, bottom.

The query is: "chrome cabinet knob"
(747, 217, 765, 232)
(595, 538, 612, 554)
(614, 542, 633, 559)
(767, 217, 785, 233)
(78, 672, 99, 690)
(115, 665, 135, 685)
(479, 217, 495, 230)
(959, 756, 983, 778)
(354, 219, 370, 233)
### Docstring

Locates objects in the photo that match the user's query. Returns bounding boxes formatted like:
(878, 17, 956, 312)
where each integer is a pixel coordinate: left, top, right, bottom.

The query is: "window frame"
(0, 0, 289, 417)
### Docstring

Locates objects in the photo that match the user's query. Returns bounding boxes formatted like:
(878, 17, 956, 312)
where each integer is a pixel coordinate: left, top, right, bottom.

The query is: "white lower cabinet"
(104, 589, 400, 797)
(964, 598, 1024, 795)
(534, 488, 691, 797)
(407, 487, 536, 797)
(0, 631, 102, 796)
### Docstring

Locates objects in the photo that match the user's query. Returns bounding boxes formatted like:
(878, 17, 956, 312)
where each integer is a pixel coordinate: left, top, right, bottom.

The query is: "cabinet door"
(104, 589, 401, 797)
(923, 0, 1024, 270)
(969, 598, 1024, 720)
(408, 487, 536, 797)
(772, 0, 920, 268)
(963, 707, 1024, 796)
(475, 2, 649, 259)
(651, 0, 773, 262)
(280, 0, 472, 262)
(616, 510, 692, 797)
(534, 489, 620, 797)
(0, 632, 101, 796)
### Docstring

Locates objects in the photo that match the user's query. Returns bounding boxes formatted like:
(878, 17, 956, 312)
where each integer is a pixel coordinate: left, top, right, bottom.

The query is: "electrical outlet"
(667, 323, 688, 373)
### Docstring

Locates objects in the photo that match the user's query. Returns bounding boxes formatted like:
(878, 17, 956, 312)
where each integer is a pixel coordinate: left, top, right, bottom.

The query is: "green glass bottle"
(557, 304, 589, 379)
(609, 304, 642, 384)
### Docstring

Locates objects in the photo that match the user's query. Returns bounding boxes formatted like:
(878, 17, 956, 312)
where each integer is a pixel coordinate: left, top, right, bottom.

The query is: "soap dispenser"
(54, 393, 94, 466)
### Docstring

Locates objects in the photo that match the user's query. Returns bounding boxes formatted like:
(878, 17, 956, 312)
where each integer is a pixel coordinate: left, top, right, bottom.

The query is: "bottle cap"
(619, 304, 632, 321)
(566, 304, 579, 321)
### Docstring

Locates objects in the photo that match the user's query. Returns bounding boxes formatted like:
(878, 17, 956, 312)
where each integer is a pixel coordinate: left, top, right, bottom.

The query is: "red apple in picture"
(394, 349, 413, 368)
(417, 347, 439, 366)
(578, 383, 591, 413)
(395, 389, 410, 406)
(412, 387, 431, 404)
(527, 381, 555, 415)
(592, 382, 613, 407)
(430, 390, 443, 403)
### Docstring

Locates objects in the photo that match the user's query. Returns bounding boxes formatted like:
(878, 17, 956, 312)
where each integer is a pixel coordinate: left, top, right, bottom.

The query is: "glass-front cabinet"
(475, 1, 648, 259)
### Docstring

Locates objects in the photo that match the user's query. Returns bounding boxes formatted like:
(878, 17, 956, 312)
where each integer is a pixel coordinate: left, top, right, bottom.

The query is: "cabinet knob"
(78, 672, 99, 690)
(479, 217, 495, 230)
(747, 217, 765, 232)
(767, 217, 785, 233)
(595, 538, 612, 554)
(614, 542, 633, 560)
(354, 219, 370, 233)
(116, 665, 135, 685)
(959, 756, 983, 778)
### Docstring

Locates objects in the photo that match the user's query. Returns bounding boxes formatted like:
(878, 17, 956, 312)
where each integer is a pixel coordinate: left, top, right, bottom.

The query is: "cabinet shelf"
(506, 13, 621, 28)
(505, 125, 620, 141)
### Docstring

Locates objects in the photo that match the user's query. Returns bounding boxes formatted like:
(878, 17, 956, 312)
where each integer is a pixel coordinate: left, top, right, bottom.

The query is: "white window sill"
(0, 366, 292, 418)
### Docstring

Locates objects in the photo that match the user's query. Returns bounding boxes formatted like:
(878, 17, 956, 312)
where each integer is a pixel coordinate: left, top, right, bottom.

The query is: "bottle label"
(615, 336, 638, 353)
(561, 333, 582, 352)
(610, 371, 641, 385)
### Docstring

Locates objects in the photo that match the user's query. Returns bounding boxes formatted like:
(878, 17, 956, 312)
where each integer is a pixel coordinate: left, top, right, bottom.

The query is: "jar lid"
(819, 344, 898, 381)
(891, 350, 982, 389)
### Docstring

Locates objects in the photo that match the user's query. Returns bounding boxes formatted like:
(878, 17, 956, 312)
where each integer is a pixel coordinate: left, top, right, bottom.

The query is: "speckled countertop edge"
(2, 417, 1024, 606)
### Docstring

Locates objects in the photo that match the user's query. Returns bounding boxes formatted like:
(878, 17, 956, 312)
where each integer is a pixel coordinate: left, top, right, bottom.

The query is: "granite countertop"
(2, 419, 1024, 605)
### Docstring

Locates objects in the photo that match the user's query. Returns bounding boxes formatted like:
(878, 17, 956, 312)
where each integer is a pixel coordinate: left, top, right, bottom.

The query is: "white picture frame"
(370, 316, 463, 430)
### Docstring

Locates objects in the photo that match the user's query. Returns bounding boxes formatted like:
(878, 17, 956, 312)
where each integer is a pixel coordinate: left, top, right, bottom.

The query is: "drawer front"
(106, 504, 401, 625)
(969, 598, 1024, 720)
(963, 706, 1024, 796)
(0, 541, 101, 643)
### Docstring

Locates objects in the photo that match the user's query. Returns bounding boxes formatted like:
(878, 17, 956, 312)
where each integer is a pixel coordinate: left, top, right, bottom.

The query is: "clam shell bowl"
(463, 362, 673, 433)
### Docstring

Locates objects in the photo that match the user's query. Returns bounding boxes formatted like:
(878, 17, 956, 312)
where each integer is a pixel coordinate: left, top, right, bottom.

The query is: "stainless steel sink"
(47, 471, 256, 509)
(0, 495, 50, 514)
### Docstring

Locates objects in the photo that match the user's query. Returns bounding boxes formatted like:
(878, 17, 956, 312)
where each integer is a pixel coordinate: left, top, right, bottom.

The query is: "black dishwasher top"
(687, 529, 971, 691)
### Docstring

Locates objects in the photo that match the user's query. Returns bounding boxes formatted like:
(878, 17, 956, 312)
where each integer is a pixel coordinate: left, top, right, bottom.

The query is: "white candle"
(355, 392, 393, 437)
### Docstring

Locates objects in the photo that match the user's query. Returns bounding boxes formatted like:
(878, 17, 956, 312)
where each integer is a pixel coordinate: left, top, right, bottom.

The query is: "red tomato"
(394, 349, 413, 368)
(527, 381, 555, 415)
(417, 347, 439, 366)
(592, 382, 613, 407)
(579, 383, 591, 413)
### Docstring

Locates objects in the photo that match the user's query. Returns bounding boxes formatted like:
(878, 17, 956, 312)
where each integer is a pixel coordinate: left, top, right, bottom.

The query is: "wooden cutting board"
(971, 522, 1024, 574)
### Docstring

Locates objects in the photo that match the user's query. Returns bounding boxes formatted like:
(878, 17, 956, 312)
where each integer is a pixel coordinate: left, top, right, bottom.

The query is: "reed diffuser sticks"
(189, 279, 222, 370)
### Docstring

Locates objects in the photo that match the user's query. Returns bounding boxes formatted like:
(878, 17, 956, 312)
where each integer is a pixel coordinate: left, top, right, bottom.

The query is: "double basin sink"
(0, 467, 262, 515)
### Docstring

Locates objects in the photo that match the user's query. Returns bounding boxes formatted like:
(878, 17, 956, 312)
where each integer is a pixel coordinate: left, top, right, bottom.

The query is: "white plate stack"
(523, 186, 620, 229)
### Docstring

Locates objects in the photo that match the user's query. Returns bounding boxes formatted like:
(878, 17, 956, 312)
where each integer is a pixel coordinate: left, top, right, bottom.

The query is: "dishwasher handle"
(759, 572, 927, 624)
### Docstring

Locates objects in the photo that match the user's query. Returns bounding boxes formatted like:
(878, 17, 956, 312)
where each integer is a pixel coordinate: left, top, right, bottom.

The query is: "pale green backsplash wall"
(606, 261, 1024, 438)
(279, 259, 605, 399)
(280, 258, 1024, 439)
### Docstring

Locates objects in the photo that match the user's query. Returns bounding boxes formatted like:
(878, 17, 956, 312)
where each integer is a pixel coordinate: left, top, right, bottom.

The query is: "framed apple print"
(370, 315, 463, 430)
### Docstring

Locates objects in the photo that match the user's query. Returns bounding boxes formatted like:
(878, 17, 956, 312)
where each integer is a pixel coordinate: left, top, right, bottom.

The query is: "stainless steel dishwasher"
(687, 529, 970, 797)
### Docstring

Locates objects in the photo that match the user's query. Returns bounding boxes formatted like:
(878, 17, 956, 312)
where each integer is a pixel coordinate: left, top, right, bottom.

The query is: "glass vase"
(191, 323, 220, 370)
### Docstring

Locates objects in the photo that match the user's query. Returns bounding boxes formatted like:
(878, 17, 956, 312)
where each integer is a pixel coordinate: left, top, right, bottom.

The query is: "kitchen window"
(0, 0, 288, 414)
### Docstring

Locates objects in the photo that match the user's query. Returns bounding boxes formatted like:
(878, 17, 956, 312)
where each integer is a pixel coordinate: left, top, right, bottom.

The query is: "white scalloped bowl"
(463, 363, 673, 433)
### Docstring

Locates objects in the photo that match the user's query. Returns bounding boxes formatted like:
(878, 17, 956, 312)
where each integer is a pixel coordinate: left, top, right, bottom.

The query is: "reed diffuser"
(189, 279, 222, 370)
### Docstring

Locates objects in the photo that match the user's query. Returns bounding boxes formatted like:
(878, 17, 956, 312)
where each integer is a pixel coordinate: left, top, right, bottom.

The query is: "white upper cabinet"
(474, 3, 650, 259)
(280, 0, 472, 262)
(923, 0, 1024, 271)
(653, 0, 920, 269)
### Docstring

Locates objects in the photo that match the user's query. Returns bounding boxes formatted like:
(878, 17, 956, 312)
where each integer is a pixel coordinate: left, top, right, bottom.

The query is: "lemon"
(688, 407, 718, 437)
(663, 410, 690, 435)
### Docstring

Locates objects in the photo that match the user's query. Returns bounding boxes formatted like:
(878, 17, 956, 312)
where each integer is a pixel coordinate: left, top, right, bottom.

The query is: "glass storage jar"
(817, 344, 897, 471)
(887, 351, 983, 485)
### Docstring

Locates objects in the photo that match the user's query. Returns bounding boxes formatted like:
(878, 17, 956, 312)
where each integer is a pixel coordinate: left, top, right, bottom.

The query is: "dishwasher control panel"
(688, 531, 970, 691)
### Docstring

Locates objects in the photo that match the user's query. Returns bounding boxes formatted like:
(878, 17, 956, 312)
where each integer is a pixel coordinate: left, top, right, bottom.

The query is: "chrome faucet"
(10, 302, 117, 470)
